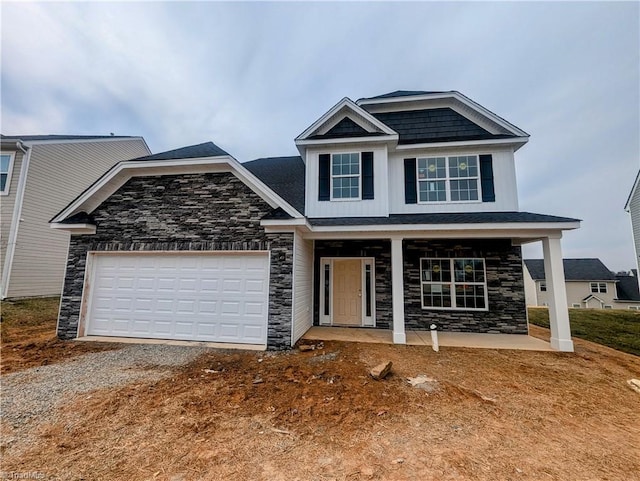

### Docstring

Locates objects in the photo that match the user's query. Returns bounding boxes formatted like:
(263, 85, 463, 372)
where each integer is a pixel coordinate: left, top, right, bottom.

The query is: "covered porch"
(302, 326, 553, 351)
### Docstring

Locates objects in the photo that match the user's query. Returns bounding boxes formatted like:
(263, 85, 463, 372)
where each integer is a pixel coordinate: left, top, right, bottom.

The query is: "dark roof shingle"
(615, 274, 640, 301)
(132, 142, 228, 161)
(243, 156, 305, 214)
(371, 108, 514, 144)
(524, 259, 617, 281)
(361, 90, 447, 100)
(309, 212, 579, 227)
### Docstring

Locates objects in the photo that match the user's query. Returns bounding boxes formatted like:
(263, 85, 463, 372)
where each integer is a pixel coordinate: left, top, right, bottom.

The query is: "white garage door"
(86, 253, 269, 345)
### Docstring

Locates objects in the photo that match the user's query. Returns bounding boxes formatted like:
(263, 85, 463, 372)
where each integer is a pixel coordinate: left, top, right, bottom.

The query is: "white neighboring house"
(625, 171, 640, 273)
(524, 258, 640, 310)
(1, 135, 150, 299)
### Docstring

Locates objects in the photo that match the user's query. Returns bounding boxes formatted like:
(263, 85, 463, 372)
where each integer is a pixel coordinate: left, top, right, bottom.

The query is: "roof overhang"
(624, 170, 640, 211)
(261, 220, 580, 239)
(50, 155, 304, 230)
(394, 136, 530, 152)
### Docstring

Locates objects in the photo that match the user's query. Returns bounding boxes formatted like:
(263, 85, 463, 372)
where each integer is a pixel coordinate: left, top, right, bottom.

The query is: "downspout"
(1, 140, 31, 299)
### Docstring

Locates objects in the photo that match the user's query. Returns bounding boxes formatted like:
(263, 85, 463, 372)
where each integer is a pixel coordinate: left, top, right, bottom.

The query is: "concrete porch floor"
(302, 327, 554, 351)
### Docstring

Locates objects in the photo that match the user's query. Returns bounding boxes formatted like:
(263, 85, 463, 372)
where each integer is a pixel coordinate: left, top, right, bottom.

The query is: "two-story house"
(1, 135, 150, 299)
(524, 258, 640, 309)
(50, 91, 580, 351)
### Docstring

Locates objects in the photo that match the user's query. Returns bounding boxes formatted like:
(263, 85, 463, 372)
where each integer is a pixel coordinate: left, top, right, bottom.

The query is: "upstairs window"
(1, 153, 14, 195)
(539, 281, 547, 292)
(331, 153, 360, 200)
(417, 155, 480, 203)
(590, 282, 607, 293)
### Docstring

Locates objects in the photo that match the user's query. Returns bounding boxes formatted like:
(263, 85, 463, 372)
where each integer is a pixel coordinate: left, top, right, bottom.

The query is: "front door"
(332, 259, 362, 326)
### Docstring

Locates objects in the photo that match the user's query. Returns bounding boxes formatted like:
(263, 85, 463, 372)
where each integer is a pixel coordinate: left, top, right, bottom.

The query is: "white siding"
(6, 139, 149, 298)
(304, 146, 389, 218)
(0, 149, 23, 274)
(388, 148, 519, 214)
(291, 233, 313, 345)
(629, 184, 640, 272)
(523, 264, 538, 306)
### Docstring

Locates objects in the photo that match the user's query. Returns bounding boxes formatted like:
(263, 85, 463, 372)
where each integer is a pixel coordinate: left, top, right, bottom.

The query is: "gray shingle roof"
(1, 134, 136, 141)
(132, 142, 228, 160)
(524, 259, 617, 281)
(309, 212, 579, 226)
(361, 90, 448, 100)
(615, 274, 640, 301)
(243, 156, 305, 214)
(371, 108, 514, 144)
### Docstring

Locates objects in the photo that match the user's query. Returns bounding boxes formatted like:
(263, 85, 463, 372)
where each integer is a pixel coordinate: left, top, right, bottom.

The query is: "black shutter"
(479, 154, 495, 202)
(318, 154, 330, 201)
(404, 158, 417, 204)
(362, 152, 374, 200)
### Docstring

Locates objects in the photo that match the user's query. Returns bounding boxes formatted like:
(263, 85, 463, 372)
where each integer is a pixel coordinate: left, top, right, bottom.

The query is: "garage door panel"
(87, 253, 268, 345)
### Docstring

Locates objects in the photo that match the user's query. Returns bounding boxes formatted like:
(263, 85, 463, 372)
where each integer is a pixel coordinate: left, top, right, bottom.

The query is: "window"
(331, 153, 360, 199)
(539, 282, 547, 292)
(590, 282, 607, 293)
(420, 258, 487, 310)
(1, 153, 14, 195)
(604, 305, 612, 310)
(417, 155, 479, 203)
(572, 303, 581, 308)
(628, 306, 640, 311)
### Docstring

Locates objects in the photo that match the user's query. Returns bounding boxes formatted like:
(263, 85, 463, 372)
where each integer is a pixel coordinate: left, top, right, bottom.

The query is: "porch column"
(391, 237, 406, 344)
(542, 235, 574, 352)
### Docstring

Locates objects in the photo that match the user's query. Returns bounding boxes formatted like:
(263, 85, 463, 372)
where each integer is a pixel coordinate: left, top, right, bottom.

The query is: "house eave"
(295, 134, 399, 147)
(393, 136, 529, 152)
(50, 223, 97, 235)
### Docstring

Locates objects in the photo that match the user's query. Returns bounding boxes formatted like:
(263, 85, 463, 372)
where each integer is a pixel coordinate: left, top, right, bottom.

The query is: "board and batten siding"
(291, 233, 313, 345)
(6, 139, 149, 298)
(0, 149, 24, 274)
(304, 146, 389, 218)
(388, 148, 519, 214)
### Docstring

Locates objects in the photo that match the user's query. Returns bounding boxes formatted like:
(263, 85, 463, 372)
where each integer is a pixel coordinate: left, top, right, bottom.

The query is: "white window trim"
(420, 257, 489, 311)
(319, 257, 375, 326)
(539, 281, 547, 292)
(572, 303, 581, 308)
(416, 155, 482, 205)
(604, 305, 613, 309)
(330, 152, 361, 201)
(0, 151, 16, 196)
(590, 282, 607, 293)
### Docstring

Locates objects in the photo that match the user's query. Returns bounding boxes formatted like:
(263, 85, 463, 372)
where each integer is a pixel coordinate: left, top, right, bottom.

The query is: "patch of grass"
(528, 307, 640, 356)
(1, 297, 60, 327)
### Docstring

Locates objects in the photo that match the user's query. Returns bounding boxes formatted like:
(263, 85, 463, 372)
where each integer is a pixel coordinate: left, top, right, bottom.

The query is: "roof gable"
(615, 274, 640, 301)
(525, 258, 617, 281)
(50, 142, 303, 226)
(295, 97, 397, 144)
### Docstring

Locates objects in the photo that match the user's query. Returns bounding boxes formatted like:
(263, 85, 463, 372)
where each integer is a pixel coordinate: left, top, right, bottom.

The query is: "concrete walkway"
(302, 326, 554, 351)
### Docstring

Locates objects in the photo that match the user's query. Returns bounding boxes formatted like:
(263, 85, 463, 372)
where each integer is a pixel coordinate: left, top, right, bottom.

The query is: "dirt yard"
(1, 297, 121, 374)
(2, 307, 639, 481)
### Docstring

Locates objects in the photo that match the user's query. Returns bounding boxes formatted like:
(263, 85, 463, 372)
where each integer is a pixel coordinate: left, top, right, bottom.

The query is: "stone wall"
(403, 239, 527, 333)
(57, 172, 293, 349)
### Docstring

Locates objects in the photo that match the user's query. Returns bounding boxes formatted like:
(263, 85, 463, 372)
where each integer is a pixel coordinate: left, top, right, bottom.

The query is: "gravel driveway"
(1, 344, 208, 453)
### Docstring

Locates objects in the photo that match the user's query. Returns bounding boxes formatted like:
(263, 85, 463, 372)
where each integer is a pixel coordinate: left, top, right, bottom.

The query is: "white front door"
(85, 252, 269, 345)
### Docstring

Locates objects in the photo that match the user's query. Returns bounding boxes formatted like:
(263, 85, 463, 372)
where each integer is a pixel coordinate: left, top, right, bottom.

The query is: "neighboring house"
(50, 90, 580, 352)
(524, 258, 640, 310)
(613, 271, 640, 310)
(625, 171, 640, 272)
(0, 135, 150, 299)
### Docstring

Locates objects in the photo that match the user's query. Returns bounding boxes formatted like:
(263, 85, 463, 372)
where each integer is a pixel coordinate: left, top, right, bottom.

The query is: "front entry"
(333, 259, 362, 325)
(319, 257, 375, 327)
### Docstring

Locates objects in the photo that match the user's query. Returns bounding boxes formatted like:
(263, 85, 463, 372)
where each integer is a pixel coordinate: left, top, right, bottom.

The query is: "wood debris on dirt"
(369, 360, 392, 380)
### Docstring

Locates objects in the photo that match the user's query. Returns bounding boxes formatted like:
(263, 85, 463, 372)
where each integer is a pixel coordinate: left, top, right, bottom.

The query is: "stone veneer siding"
(313, 240, 392, 329)
(403, 239, 527, 334)
(57, 173, 293, 349)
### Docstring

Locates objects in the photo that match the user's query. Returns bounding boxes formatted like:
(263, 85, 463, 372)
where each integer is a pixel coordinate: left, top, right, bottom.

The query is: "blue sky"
(2, 1, 639, 270)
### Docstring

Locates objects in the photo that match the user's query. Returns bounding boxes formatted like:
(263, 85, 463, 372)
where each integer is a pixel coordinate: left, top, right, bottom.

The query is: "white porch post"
(391, 237, 406, 344)
(542, 235, 574, 352)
